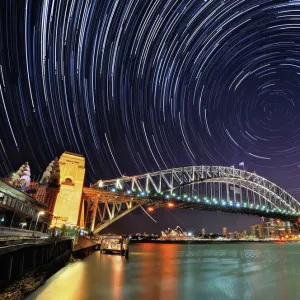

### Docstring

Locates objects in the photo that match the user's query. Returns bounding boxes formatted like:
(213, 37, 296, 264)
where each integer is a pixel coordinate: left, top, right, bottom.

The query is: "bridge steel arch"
(92, 166, 300, 233)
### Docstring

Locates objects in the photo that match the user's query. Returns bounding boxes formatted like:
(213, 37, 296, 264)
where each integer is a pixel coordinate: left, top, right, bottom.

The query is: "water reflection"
(28, 243, 300, 300)
(135, 243, 179, 300)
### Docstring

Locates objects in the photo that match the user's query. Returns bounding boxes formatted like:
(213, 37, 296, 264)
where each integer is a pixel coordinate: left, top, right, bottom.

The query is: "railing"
(0, 194, 38, 217)
(0, 236, 50, 247)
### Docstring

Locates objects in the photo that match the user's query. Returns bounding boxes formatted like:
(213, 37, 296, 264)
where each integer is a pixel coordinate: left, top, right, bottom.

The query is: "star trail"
(1, 0, 300, 203)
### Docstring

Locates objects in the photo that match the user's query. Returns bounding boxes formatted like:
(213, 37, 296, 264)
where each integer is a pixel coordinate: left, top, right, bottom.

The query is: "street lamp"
(34, 211, 45, 232)
(20, 222, 27, 229)
(52, 213, 60, 236)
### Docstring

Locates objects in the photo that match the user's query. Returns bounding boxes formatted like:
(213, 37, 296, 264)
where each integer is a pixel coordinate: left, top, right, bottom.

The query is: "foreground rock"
(0, 272, 47, 300)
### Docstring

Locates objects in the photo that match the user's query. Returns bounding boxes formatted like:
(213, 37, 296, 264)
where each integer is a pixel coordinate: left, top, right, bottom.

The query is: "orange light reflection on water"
(109, 254, 124, 300)
(137, 243, 179, 300)
(29, 260, 88, 300)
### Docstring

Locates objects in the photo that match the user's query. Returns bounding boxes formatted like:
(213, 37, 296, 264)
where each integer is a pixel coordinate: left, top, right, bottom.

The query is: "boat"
(99, 235, 130, 258)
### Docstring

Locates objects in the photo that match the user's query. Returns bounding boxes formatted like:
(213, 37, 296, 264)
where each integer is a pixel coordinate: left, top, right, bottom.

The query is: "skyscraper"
(222, 227, 227, 237)
(250, 225, 256, 236)
(201, 228, 205, 236)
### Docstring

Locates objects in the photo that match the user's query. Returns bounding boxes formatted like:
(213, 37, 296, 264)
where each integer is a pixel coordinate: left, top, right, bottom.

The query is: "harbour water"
(28, 242, 300, 300)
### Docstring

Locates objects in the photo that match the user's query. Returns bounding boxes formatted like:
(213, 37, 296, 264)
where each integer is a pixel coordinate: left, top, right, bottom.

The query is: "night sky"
(1, 0, 300, 233)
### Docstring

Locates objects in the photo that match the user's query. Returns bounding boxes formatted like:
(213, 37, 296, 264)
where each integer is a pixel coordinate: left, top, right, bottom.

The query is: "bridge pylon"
(51, 152, 86, 228)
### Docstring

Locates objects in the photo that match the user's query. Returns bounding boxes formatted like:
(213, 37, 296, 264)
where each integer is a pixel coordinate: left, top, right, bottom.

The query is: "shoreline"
(130, 239, 298, 244)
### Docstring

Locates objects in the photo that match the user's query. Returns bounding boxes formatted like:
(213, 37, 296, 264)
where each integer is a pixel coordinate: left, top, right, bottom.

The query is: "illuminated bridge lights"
(107, 189, 300, 218)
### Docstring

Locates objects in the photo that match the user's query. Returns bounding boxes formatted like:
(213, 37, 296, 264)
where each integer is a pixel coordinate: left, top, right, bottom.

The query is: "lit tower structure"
(36, 158, 61, 215)
(50, 152, 85, 228)
(11, 162, 31, 190)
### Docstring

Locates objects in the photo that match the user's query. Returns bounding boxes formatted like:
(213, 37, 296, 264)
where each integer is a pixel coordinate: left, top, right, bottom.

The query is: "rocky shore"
(0, 272, 47, 300)
(0, 252, 92, 300)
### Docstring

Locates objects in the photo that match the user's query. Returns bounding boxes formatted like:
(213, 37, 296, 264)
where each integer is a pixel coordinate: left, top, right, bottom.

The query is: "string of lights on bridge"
(108, 187, 300, 217)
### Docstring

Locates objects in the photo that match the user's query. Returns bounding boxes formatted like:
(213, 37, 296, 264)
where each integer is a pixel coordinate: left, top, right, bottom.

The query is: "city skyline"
(1, 1, 300, 232)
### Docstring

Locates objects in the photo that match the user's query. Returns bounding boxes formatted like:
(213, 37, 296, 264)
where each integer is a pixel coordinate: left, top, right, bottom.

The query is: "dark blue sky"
(0, 0, 300, 233)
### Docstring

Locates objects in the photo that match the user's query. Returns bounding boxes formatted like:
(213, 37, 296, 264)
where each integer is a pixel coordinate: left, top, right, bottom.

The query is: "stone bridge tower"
(51, 152, 85, 227)
(36, 157, 61, 215)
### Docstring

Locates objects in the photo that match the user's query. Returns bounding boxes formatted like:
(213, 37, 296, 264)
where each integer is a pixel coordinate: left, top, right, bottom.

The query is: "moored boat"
(100, 235, 130, 258)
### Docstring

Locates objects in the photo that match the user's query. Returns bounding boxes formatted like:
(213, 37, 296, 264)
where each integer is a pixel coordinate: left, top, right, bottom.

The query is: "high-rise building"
(257, 224, 264, 238)
(201, 228, 205, 236)
(222, 227, 227, 237)
(264, 222, 272, 238)
(241, 230, 247, 238)
(228, 232, 234, 239)
(277, 221, 286, 235)
(250, 225, 256, 236)
(286, 222, 291, 235)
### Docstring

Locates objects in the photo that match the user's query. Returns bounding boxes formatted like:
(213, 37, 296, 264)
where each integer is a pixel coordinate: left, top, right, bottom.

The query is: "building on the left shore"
(1, 152, 87, 235)
(0, 159, 61, 234)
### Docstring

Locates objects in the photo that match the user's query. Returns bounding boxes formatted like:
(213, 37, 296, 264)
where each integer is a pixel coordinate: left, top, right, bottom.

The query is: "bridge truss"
(90, 166, 300, 233)
(82, 188, 145, 234)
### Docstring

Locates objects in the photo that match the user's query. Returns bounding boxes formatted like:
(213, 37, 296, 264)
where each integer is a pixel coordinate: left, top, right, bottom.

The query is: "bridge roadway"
(145, 195, 300, 222)
(83, 188, 300, 235)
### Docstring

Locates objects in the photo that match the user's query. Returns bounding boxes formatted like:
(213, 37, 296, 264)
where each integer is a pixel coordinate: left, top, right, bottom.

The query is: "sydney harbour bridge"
(2, 153, 300, 235)
(84, 165, 300, 234)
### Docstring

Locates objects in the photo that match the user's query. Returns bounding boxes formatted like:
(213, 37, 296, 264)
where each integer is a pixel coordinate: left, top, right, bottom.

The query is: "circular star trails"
(0, 0, 300, 195)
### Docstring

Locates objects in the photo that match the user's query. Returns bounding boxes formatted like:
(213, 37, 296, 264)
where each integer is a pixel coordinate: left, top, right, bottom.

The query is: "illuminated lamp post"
(34, 211, 45, 232)
(20, 222, 27, 229)
(167, 202, 174, 208)
(52, 214, 60, 236)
